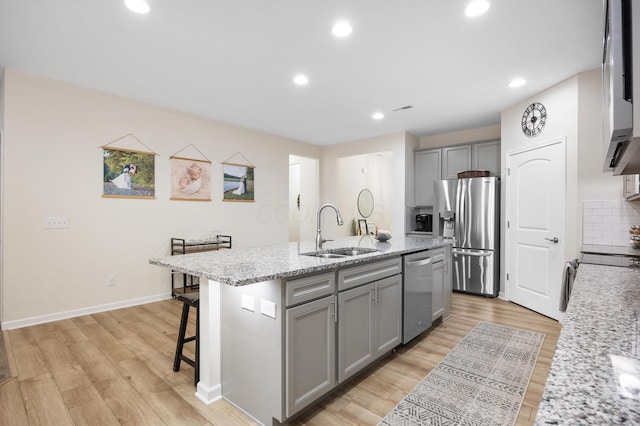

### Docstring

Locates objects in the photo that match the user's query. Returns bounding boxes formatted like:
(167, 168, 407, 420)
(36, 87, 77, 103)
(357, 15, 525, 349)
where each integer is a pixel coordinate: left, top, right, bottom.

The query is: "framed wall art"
(358, 219, 368, 236)
(222, 152, 255, 202)
(170, 145, 211, 201)
(102, 134, 156, 199)
(367, 222, 376, 235)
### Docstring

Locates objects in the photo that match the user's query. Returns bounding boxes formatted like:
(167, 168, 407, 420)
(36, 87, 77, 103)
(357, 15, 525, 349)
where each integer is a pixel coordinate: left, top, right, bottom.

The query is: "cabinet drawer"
(338, 257, 402, 292)
(285, 272, 336, 307)
(430, 248, 445, 263)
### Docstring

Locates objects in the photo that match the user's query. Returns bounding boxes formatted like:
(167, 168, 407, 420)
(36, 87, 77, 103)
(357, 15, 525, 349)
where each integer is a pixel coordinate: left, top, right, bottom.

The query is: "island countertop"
(149, 236, 452, 286)
(535, 263, 640, 424)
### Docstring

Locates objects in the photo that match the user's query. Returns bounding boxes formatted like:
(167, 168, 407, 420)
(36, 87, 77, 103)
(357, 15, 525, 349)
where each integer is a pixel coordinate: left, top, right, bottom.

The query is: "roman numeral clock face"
(521, 102, 547, 137)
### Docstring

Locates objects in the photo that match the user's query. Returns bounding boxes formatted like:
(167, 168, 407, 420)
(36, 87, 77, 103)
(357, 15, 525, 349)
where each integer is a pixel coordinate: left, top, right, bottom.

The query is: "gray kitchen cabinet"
(430, 249, 446, 321)
(472, 140, 501, 175)
(414, 148, 441, 206)
(414, 141, 501, 207)
(431, 246, 452, 322)
(285, 256, 402, 416)
(337, 259, 402, 383)
(285, 294, 336, 418)
(337, 283, 374, 382)
(443, 245, 452, 320)
(442, 145, 472, 179)
(374, 274, 403, 354)
(338, 274, 402, 383)
(623, 174, 640, 200)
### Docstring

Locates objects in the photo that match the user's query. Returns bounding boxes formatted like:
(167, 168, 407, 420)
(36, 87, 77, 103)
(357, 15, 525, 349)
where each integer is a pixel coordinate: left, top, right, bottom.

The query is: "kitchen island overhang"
(149, 236, 452, 424)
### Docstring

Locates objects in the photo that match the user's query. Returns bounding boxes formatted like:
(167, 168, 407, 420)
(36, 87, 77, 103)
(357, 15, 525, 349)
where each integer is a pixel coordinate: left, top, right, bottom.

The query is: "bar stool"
(173, 292, 199, 385)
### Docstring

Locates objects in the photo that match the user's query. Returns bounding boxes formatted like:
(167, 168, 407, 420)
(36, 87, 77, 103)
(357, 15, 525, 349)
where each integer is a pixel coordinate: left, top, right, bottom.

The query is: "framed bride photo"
(102, 147, 155, 199)
(223, 162, 255, 202)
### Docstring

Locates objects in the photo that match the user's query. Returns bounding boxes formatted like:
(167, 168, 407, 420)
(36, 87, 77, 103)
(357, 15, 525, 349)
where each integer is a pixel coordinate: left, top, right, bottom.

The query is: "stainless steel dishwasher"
(403, 251, 438, 343)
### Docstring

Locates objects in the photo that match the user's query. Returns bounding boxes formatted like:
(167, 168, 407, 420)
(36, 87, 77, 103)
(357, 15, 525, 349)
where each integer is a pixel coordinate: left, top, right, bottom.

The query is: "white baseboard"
(1, 293, 173, 330)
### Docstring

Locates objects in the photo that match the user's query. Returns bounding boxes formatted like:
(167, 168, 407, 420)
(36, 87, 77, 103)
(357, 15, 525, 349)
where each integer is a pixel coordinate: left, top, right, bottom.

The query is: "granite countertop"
(150, 236, 451, 286)
(536, 263, 640, 424)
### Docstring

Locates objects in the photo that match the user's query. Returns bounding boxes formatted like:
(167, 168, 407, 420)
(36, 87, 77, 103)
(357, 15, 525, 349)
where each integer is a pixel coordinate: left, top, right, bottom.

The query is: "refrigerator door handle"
(453, 249, 492, 257)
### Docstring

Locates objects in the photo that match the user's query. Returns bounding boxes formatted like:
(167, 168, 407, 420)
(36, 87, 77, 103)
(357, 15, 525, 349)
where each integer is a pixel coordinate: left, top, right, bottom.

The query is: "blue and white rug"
(379, 322, 545, 426)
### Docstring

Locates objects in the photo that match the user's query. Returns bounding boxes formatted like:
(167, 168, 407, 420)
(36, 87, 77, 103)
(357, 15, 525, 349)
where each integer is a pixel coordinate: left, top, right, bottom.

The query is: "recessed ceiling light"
(332, 21, 352, 37)
(372, 112, 384, 120)
(293, 74, 309, 85)
(465, 1, 490, 17)
(508, 78, 526, 88)
(124, 0, 150, 14)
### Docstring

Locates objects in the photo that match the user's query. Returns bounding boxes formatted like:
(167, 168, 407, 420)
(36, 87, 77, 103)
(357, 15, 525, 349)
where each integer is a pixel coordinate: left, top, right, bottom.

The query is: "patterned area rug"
(379, 322, 545, 426)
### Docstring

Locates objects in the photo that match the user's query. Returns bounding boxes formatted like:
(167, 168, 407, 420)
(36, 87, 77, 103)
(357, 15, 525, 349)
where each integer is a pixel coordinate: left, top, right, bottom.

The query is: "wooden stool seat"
(173, 292, 199, 385)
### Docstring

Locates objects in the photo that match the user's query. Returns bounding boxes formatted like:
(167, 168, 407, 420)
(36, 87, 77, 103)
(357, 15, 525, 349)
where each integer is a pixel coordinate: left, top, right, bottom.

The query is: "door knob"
(545, 237, 559, 243)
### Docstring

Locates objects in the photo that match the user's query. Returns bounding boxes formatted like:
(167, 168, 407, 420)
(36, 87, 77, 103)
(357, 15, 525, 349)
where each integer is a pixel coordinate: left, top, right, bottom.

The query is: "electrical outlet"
(43, 217, 69, 229)
(241, 294, 255, 311)
(260, 299, 276, 318)
(107, 274, 116, 286)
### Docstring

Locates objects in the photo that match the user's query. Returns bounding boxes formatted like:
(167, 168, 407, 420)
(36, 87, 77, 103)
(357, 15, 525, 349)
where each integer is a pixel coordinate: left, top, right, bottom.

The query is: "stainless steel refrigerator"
(434, 177, 500, 297)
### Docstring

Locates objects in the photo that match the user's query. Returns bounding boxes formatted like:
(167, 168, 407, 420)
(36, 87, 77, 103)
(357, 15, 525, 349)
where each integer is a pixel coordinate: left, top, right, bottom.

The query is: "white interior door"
(289, 162, 301, 242)
(506, 139, 565, 320)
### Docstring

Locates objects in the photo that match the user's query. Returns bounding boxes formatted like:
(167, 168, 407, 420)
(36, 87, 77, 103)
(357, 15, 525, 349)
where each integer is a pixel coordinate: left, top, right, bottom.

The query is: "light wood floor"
(0, 293, 561, 426)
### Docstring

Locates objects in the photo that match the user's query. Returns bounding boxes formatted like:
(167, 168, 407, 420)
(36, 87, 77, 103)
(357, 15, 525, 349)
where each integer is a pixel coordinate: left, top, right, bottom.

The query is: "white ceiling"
(0, 0, 604, 146)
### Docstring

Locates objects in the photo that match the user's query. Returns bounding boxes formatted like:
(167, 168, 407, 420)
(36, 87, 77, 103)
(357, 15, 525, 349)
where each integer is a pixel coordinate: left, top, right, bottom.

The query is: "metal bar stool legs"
(173, 293, 199, 385)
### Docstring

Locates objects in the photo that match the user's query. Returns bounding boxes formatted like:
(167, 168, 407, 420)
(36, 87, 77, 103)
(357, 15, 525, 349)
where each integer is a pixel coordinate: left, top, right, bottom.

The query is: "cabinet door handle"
(332, 296, 338, 323)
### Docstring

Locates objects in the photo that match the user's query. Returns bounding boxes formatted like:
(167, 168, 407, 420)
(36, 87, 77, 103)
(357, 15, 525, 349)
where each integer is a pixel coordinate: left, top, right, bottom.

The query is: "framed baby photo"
(170, 157, 211, 201)
(223, 162, 255, 202)
(102, 148, 155, 199)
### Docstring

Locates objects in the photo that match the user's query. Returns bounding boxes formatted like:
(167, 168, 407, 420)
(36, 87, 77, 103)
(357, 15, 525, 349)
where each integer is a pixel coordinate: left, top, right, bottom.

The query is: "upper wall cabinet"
(442, 145, 472, 179)
(472, 140, 501, 176)
(414, 140, 500, 206)
(414, 149, 442, 206)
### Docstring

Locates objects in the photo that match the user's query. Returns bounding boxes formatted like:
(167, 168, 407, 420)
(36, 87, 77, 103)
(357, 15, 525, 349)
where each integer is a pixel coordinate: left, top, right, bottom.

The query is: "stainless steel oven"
(580, 245, 640, 268)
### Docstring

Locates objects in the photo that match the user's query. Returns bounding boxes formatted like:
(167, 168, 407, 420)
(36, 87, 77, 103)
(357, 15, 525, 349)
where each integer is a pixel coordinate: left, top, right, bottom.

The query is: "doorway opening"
(289, 155, 319, 242)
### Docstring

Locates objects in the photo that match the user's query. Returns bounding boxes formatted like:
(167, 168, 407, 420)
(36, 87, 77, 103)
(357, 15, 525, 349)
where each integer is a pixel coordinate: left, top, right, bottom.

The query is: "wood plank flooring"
(1, 293, 560, 425)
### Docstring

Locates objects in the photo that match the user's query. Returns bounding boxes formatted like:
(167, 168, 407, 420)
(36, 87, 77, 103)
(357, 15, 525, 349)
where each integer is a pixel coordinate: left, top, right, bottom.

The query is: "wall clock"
(521, 102, 547, 137)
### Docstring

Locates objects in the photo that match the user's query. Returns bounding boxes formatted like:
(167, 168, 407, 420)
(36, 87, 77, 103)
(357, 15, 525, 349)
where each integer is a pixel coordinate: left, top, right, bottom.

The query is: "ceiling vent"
(391, 105, 413, 112)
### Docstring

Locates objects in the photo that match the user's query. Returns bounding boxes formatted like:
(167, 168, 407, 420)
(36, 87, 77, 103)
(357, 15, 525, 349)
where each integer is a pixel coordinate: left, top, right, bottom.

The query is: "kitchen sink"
(301, 247, 379, 258)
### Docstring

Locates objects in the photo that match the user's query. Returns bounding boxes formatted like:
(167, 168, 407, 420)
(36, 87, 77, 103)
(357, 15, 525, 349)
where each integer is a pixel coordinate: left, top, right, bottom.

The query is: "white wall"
(501, 68, 624, 296)
(321, 132, 413, 240)
(577, 69, 624, 200)
(1, 69, 320, 328)
(336, 152, 393, 234)
(501, 76, 580, 264)
(419, 125, 500, 149)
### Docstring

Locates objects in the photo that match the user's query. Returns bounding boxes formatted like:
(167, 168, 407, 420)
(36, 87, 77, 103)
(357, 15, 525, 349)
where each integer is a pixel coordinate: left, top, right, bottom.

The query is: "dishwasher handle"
(405, 257, 432, 267)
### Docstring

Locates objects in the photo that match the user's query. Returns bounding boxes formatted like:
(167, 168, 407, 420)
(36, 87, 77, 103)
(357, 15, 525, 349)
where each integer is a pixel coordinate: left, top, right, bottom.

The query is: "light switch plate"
(43, 217, 69, 229)
(241, 294, 255, 312)
(260, 299, 276, 318)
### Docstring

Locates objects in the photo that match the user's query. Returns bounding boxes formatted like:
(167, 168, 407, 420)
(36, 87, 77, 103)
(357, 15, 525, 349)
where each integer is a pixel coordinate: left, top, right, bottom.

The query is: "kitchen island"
(150, 236, 452, 425)
(535, 263, 640, 424)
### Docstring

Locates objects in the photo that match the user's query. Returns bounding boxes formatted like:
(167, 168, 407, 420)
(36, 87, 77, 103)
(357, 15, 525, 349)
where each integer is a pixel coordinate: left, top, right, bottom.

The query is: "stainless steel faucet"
(316, 203, 344, 250)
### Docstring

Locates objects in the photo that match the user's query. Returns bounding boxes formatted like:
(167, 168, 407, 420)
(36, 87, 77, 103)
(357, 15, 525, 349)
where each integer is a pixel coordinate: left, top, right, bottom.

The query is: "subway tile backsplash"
(583, 200, 640, 246)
